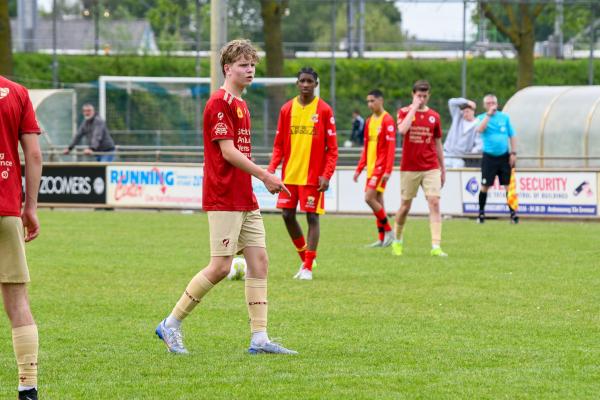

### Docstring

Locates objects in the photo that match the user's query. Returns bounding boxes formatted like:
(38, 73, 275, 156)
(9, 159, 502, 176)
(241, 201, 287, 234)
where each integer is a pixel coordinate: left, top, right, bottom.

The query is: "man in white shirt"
(443, 98, 481, 168)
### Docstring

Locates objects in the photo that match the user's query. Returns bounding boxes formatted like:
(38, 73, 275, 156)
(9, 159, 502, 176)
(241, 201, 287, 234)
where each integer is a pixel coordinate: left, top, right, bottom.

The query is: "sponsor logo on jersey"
(0, 88, 9, 99)
(214, 122, 228, 135)
(327, 129, 336, 136)
(1, 170, 8, 179)
(237, 107, 244, 118)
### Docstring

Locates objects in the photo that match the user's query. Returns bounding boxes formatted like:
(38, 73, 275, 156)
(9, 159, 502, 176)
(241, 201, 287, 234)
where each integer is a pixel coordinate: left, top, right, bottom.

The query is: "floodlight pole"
(461, 0, 467, 98)
(52, 0, 58, 88)
(330, 0, 337, 115)
(94, 0, 99, 55)
(590, 2, 597, 85)
(210, 0, 227, 93)
(358, 0, 365, 58)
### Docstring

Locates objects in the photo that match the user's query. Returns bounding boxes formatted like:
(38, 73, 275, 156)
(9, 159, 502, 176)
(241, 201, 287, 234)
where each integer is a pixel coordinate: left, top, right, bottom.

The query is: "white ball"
(227, 257, 247, 281)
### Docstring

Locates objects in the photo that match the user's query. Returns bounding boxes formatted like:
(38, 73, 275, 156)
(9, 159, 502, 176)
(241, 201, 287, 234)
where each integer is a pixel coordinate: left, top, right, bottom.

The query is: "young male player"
(155, 39, 297, 355)
(393, 80, 447, 257)
(353, 89, 396, 247)
(0, 76, 43, 400)
(267, 67, 338, 281)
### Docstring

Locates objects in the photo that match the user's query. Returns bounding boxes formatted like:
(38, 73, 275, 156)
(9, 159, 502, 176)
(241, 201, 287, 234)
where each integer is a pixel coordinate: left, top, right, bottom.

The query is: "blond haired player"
(155, 39, 297, 355)
(393, 80, 447, 257)
(0, 76, 43, 400)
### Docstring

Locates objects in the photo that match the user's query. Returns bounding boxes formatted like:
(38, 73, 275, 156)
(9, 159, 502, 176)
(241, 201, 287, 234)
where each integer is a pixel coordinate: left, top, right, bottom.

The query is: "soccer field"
(1, 210, 599, 399)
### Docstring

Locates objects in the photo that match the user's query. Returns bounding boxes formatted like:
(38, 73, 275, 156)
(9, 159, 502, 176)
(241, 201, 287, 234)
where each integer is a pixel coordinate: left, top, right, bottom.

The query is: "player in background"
(393, 80, 448, 257)
(476, 94, 518, 224)
(0, 76, 43, 400)
(155, 39, 297, 355)
(267, 67, 338, 281)
(353, 89, 396, 247)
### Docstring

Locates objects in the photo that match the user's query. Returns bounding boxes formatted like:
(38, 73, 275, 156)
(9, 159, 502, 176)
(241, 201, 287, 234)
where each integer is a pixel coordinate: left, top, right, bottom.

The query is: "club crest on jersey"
(429, 116, 436, 124)
(237, 107, 244, 118)
(329, 116, 335, 125)
(0, 88, 9, 99)
(311, 114, 319, 123)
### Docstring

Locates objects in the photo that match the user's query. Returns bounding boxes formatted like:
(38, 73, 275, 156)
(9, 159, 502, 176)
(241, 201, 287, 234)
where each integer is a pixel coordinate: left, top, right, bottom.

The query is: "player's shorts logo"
(237, 107, 243, 118)
(306, 196, 315, 208)
(0, 88, 9, 99)
(222, 239, 230, 247)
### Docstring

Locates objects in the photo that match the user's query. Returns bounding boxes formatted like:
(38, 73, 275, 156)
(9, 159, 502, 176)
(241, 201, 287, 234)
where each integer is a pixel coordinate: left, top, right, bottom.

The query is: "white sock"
(251, 331, 269, 346)
(165, 315, 182, 329)
(432, 244, 440, 250)
(394, 239, 403, 244)
(18, 385, 36, 392)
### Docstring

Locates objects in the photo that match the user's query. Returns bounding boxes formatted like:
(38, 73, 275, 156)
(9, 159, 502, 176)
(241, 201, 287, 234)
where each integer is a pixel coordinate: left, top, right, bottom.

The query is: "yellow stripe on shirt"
(284, 96, 319, 185)
(366, 112, 387, 177)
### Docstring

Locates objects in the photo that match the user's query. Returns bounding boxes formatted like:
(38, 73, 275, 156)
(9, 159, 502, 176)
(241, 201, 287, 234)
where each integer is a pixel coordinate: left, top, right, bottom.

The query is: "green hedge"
(11, 53, 600, 131)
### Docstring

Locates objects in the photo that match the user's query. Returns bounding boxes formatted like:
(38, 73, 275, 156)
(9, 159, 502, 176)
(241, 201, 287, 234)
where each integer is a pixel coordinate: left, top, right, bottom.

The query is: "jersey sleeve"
(268, 107, 286, 173)
(322, 106, 338, 180)
(434, 113, 442, 139)
(208, 99, 235, 141)
(382, 115, 396, 174)
(396, 108, 408, 124)
(19, 90, 41, 135)
(355, 118, 368, 174)
(506, 116, 516, 137)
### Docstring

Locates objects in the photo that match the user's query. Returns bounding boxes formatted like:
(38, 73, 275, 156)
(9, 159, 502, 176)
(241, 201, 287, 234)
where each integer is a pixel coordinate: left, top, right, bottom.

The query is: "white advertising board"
(106, 165, 202, 208)
(461, 171, 598, 216)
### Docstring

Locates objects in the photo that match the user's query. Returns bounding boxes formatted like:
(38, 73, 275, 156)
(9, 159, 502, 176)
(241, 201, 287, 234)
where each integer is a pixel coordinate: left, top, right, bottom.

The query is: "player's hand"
(84, 148, 93, 155)
(318, 176, 329, 192)
(381, 173, 390, 185)
(21, 208, 40, 242)
(509, 153, 517, 168)
(411, 93, 422, 110)
(62, 149, 70, 155)
(440, 168, 446, 188)
(262, 172, 290, 196)
(353, 171, 360, 182)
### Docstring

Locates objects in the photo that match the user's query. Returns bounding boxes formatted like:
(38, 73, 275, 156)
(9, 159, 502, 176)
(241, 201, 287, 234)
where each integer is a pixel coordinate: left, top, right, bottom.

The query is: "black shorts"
(481, 152, 511, 186)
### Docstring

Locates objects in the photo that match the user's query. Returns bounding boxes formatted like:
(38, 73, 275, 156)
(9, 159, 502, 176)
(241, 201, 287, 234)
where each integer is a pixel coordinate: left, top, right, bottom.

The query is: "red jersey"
(0, 77, 41, 217)
(397, 107, 442, 171)
(355, 111, 396, 178)
(202, 88, 258, 211)
(268, 96, 338, 186)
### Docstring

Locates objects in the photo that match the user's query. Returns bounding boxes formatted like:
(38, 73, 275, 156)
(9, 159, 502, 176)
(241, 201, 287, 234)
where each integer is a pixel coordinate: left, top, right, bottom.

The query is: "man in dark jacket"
(63, 103, 115, 161)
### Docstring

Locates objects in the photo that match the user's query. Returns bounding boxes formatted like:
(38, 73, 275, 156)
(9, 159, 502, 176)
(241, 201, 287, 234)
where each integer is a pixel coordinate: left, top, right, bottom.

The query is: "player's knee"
(281, 209, 296, 223)
(211, 258, 233, 278)
(306, 212, 319, 226)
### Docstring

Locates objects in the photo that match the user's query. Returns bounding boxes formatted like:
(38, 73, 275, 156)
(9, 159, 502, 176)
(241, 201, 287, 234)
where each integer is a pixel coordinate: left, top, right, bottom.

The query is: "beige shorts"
(400, 169, 442, 200)
(0, 216, 30, 283)
(207, 210, 266, 256)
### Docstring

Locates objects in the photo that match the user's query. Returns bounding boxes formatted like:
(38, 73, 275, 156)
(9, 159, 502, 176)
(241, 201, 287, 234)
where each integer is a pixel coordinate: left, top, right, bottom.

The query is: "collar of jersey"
(294, 96, 318, 108)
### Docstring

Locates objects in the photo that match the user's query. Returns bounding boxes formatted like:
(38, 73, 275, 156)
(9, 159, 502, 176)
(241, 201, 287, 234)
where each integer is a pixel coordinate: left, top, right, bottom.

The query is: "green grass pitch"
(1, 210, 599, 399)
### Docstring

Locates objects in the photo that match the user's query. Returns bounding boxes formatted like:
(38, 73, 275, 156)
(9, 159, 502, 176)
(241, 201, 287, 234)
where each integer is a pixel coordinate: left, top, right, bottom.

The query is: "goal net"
(98, 76, 307, 149)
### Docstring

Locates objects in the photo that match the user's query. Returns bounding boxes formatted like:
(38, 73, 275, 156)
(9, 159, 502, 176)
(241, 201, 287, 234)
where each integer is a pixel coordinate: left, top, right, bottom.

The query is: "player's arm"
(219, 139, 289, 195)
(353, 120, 368, 182)
(508, 120, 517, 167)
(448, 98, 466, 119)
(435, 137, 446, 187)
(397, 95, 420, 135)
(382, 118, 396, 183)
(20, 133, 42, 242)
(477, 104, 496, 133)
(267, 109, 285, 174)
(320, 108, 338, 192)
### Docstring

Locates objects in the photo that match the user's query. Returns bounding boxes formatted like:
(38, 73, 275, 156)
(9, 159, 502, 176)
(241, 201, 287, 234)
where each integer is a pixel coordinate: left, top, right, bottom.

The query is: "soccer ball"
(227, 257, 247, 281)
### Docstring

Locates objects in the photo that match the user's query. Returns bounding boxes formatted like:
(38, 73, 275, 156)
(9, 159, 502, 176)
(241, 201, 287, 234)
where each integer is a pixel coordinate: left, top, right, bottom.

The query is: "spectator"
(63, 103, 115, 161)
(350, 109, 365, 146)
(443, 97, 481, 168)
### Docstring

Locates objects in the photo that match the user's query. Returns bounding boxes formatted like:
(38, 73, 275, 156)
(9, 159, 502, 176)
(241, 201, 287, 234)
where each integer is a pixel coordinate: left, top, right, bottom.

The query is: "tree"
(0, 0, 12, 76)
(481, 1, 548, 89)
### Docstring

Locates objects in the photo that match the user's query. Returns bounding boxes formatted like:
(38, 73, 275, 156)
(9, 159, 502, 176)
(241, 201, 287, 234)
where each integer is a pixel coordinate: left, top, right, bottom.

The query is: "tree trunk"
(516, 31, 535, 89)
(0, 0, 13, 76)
(260, 0, 287, 146)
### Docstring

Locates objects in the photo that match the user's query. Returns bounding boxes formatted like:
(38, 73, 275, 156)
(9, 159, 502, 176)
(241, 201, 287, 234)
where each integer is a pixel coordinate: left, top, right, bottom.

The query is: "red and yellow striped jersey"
(268, 96, 338, 186)
(355, 111, 396, 178)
